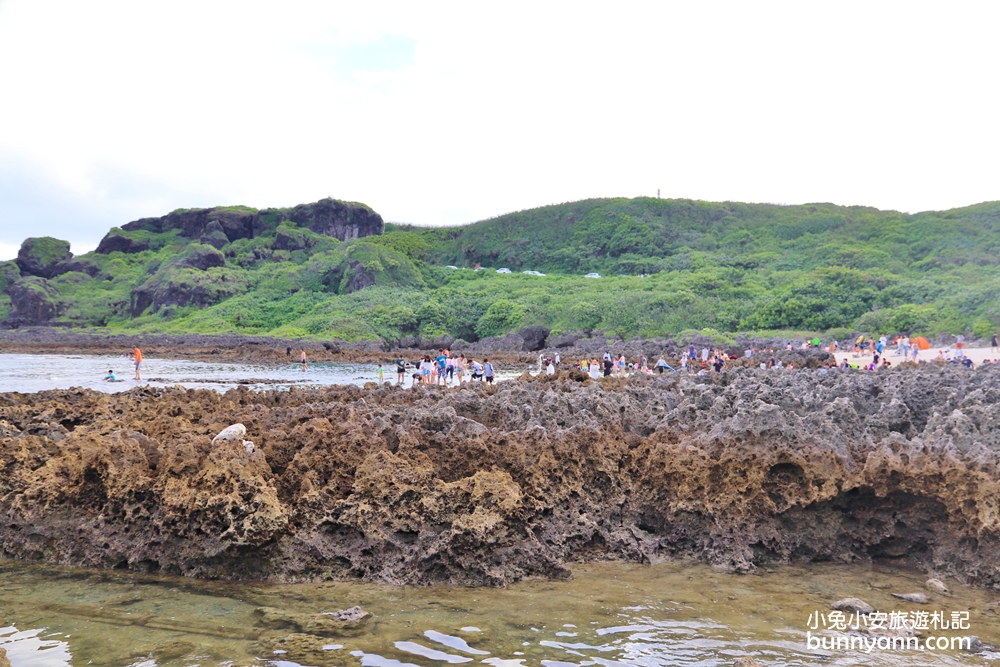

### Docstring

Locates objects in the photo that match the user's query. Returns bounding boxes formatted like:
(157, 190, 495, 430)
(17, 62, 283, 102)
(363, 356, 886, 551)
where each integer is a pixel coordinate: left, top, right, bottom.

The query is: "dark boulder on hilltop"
(120, 206, 258, 241)
(282, 198, 384, 240)
(97, 198, 384, 252)
(16, 237, 72, 279)
(95, 231, 151, 255)
(5, 277, 62, 326)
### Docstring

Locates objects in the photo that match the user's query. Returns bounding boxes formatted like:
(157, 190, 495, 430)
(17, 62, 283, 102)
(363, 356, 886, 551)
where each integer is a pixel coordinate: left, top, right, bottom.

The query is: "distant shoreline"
(0, 328, 538, 366)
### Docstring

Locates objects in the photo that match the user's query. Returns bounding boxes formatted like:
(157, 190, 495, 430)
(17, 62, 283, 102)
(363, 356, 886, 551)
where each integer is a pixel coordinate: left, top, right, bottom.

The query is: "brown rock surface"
(1, 365, 999, 587)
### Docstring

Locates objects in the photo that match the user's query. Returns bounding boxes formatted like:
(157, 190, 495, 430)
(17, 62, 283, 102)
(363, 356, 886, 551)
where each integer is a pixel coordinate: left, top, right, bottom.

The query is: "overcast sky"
(1, 1, 998, 260)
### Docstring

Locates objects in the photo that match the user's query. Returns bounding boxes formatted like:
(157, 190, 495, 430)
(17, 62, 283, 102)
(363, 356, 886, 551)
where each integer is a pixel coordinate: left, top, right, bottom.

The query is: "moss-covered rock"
(16, 237, 72, 278)
(199, 220, 230, 250)
(115, 198, 384, 243)
(5, 276, 62, 325)
(273, 226, 310, 251)
(95, 229, 152, 254)
(313, 241, 425, 295)
(130, 267, 248, 316)
(52, 257, 102, 277)
(0, 261, 20, 294)
(172, 244, 226, 271)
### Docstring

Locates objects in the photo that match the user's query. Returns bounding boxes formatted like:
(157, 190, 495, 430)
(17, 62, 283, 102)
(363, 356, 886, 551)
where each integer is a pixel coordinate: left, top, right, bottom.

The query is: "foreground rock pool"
(2, 560, 998, 667)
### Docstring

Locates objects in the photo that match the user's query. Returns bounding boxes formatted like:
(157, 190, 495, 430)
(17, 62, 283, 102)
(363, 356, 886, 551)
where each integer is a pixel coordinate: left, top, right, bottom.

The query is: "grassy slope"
(4, 198, 1000, 343)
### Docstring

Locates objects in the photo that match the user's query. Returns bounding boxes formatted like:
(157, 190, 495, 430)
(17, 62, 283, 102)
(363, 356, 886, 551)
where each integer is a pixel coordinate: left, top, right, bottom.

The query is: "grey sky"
(1, 1, 998, 259)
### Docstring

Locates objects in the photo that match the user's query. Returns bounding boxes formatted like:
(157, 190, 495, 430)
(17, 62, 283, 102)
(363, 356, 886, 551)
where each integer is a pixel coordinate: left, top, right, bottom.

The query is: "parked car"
(585, 272, 602, 278)
(496, 268, 512, 274)
(446, 265, 459, 270)
(522, 270, 546, 276)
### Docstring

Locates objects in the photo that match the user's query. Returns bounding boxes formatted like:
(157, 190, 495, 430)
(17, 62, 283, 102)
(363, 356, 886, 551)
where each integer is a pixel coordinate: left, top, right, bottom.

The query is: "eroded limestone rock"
(1, 366, 999, 587)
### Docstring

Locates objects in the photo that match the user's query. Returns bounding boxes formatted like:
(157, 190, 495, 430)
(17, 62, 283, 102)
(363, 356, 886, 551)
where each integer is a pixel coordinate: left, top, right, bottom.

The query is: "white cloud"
(0, 0, 998, 250)
(0, 242, 18, 262)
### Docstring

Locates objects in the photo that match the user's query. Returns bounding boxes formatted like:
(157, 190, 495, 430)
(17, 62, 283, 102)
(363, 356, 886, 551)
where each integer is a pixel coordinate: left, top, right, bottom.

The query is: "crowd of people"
(834, 332, 999, 371)
(390, 349, 496, 387)
(376, 332, 1000, 387)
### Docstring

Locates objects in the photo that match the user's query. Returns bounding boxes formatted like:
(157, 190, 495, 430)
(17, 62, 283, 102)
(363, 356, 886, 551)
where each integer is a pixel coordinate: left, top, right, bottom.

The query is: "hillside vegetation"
(2, 197, 999, 344)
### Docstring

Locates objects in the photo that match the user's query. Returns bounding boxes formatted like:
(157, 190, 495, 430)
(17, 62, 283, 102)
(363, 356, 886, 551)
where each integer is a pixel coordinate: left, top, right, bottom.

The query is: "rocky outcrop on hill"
(172, 244, 226, 271)
(96, 198, 384, 253)
(0, 261, 21, 293)
(15, 237, 72, 279)
(4, 277, 63, 326)
(1, 366, 999, 588)
(95, 231, 151, 254)
(281, 199, 384, 241)
(51, 258, 101, 278)
(129, 267, 248, 316)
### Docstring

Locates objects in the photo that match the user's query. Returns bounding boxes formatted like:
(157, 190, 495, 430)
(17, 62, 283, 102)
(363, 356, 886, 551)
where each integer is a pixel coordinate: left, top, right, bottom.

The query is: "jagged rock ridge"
(0, 366, 998, 587)
(96, 198, 384, 254)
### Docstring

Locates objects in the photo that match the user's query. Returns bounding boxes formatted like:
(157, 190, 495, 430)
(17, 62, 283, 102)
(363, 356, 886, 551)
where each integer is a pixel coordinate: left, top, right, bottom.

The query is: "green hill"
(3, 197, 999, 343)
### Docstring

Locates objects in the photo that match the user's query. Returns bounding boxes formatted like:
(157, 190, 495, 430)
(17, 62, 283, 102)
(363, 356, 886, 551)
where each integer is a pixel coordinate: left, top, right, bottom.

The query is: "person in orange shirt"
(133, 346, 143, 380)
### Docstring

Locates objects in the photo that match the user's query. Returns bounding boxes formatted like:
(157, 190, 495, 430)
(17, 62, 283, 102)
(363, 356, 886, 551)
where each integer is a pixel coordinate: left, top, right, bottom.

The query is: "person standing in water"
(133, 346, 143, 380)
(992, 332, 999, 354)
(300, 349, 307, 372)
(395, 357, 406, 385)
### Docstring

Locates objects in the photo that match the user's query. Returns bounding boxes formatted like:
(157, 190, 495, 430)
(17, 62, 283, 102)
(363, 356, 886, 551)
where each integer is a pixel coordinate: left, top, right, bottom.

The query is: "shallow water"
(0, 354, 523, 394)
(0, 560, 997, 667)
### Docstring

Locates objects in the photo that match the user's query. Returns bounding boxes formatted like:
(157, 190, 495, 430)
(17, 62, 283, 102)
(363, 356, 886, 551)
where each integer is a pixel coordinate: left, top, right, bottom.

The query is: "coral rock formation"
(1, 366, 999, 588)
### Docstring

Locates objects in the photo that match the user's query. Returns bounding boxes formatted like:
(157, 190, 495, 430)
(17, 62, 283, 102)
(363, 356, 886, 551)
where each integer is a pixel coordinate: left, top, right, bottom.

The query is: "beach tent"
(914, 336, 931, 350)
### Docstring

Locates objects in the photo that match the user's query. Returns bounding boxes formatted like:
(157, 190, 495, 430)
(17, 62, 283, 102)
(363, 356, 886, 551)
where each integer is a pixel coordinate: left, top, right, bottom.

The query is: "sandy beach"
(834, 344, 1000, 367)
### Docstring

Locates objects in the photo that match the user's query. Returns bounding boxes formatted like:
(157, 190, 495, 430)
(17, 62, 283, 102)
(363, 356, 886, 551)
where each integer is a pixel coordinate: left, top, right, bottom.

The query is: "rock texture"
(15, 237, 73, 279)
(0, 261, 21, 293)
(96, 198, 384, 252)
(1, 366, 1000, 588)
(129, 266, 249, 317)
(95, 232, 150, 255)
(4, 277, 63, 326)
(283, 199, 384, 241)
(173, 244, 226, 271)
